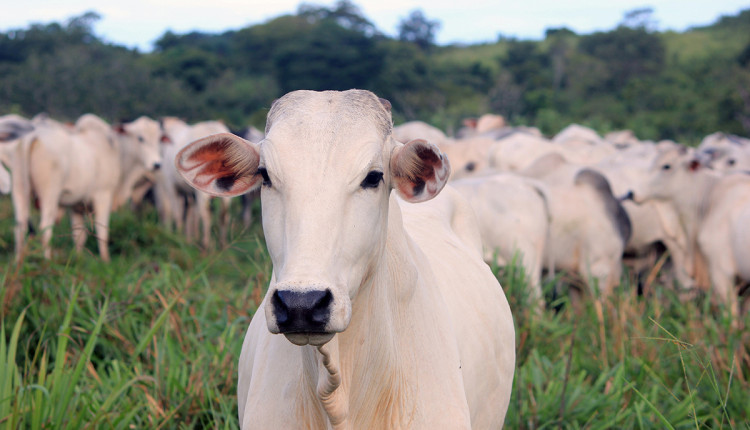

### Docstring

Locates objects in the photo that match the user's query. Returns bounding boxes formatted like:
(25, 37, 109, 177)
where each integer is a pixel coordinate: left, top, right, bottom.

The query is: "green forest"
(1, 2, 749, 144)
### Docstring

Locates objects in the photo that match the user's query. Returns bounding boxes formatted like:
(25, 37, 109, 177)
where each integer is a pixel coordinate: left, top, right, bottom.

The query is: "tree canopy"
(1, 5, 749, 142)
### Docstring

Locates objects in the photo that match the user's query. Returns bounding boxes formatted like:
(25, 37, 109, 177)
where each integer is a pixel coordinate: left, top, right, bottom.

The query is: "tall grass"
(0, 198, 748, 428)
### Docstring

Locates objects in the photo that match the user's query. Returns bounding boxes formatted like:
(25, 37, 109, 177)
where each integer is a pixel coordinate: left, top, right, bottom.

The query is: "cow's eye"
(661, 164, 671, 171)
(138, 136, 145, 143)
(361, 170, 383, 189)
(727, 158, 736, 166)
(257, 167, 272, 187)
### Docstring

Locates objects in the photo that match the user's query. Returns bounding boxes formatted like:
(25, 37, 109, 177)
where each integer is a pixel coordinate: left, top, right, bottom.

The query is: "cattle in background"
(630, 146, 750, 317)
(111, 116, 164, 210)
(156, 117, 233, 248)
(7, 113, 162, 261)
(0, 114, 35, 195)
(175, 89, 516, 429)
(593, 143, 695, 292)
(393, 120, 450, 146)
(520, 153, 631, 300)
(455, 113, 506, 138)
(437, 136, 496, 180)
(451, 172, 550, 310)
(697, 132, 750, 173)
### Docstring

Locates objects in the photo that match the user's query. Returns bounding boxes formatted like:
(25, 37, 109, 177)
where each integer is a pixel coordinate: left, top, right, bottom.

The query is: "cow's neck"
(299, 199, 419, 430)
(672, 170, 719, 239)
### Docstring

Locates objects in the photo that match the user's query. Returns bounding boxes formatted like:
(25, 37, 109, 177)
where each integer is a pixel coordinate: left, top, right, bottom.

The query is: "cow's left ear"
(175, 133, 262, 197)
(390, 139, 450, 203)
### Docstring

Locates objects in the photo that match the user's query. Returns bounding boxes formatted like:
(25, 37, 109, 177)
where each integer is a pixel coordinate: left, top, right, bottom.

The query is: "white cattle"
(451, 172, 550, 309)
(630, 146, 750, 316)
(520, 153, 631, 298)
(455, 113, 506, 138)
(0, 114, 35, 194)
(438, 136, 496, 180)
(156, 117, 233, 248)
(175, 90, 516, 429)
(593, 145, 695, 290)
(697, 174, 750, 315)
(111, 116, 164, 209)
(604, 130, 642, 149)
(393, 120, 449, 146)
(489, 131, 562, 172)
(696, 133, 750, 173)
(10, 113, 162, 261)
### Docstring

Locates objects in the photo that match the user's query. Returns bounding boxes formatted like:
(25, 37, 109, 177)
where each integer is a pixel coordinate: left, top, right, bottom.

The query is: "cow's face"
(175, 90, 449, 347)
(631, 146, 700, 204)
(119, 117, 163, 171)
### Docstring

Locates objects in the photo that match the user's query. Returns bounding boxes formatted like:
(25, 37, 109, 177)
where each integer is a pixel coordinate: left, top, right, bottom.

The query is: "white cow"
(9, 113, 162, 261)
(438, 136, 496, 180)
(696, 133, 750, 174)
(520, 153, 631, 298)
(451, 172, 550, 309)
(593, 145, 695, 290)
(175, 90, 516, 429)
(697, 174, 750, 316)
(393, 120, 449, 146)
(111, 116, 165, 209)
(631, 146, 750, 316)
(157, 117, 233, 248)
(0, 114, 36, 194)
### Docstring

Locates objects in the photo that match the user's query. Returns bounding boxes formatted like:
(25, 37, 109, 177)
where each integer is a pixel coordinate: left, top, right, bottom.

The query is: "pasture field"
(0, 197, 748, 429)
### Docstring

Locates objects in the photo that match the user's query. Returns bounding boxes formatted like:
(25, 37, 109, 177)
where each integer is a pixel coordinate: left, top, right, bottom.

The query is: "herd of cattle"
(0, 88, 749, 427)
(0, 112, 263, 261)
(0, 100, 749, 319)
(395, 115, 750, 317)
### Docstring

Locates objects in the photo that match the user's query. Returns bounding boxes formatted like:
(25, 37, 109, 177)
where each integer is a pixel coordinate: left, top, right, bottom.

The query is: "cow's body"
(451, 173, 550, 308)
(632, 146, 750, 315)
(520, 153, 631, 297)
(8, 113, 161, 261)
(175, 89, 515, 429)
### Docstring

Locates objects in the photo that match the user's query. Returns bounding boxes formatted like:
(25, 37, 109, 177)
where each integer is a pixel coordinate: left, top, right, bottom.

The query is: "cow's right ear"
(175, 133, 262, 197)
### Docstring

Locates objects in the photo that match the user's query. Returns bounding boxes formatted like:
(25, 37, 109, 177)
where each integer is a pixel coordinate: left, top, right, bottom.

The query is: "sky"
(1, 0, 748, 52)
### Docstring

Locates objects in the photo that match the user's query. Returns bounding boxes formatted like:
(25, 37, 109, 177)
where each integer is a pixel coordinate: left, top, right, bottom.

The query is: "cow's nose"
(272, 289, 333, 333)
(153, 162, 161, 171)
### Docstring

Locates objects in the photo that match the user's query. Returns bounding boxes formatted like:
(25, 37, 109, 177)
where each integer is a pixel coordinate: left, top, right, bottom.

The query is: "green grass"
(0, 197, 749, 428)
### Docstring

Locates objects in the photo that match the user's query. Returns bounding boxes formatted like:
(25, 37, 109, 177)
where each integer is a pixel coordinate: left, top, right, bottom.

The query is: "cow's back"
(398, 186, 515, 428)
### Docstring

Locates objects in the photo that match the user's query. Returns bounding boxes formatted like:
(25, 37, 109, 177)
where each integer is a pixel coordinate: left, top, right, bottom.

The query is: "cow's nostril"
(272, 289, 332, 332)
(310, 290, 333, 324)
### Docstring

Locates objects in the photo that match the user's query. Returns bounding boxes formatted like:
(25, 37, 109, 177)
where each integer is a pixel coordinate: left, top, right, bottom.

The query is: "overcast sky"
(1, 0, 748, 52)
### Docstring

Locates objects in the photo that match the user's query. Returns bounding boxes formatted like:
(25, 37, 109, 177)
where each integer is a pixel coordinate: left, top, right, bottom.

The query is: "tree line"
(1, 2, 749, 143)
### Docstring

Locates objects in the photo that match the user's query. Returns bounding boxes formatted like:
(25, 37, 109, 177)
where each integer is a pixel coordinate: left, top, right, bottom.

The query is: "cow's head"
(176, 89, 449, 346)
(116, 117, 163, 171)
(630, 145, 702, 204)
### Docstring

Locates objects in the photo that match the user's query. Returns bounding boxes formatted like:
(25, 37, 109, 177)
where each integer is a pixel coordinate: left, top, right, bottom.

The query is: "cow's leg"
(70, 210, 88, 254)
(196, 193, 212, 249)
(708, 263, 739, 319)
(219, 197, 231, 247)
(92, 192, 112, 262)
(11, 174, 31, 261)
(38, 198, 60, 260)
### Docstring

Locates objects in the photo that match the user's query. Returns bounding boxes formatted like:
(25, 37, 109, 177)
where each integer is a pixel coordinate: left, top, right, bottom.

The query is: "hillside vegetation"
(1, 3, 749, 143)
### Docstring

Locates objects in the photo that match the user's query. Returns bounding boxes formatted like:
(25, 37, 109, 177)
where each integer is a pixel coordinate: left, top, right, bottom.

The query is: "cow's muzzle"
(271, 289, 333, 335)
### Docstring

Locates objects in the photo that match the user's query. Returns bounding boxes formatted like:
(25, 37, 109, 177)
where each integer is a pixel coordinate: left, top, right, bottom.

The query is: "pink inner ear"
(184, 141, 235, 188)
